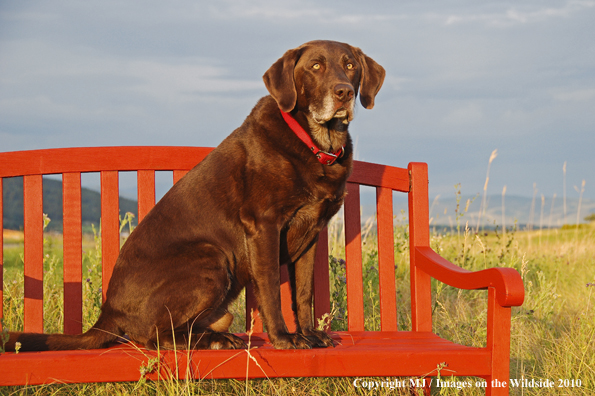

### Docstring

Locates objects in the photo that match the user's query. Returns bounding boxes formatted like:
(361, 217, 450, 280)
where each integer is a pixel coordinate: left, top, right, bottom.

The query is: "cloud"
(552, 88, 595, 102)
(211, 0, 325, 20)
(442, 103, 484, 126)
(1, 0, 594, 199)
(205, 0, 405, 25)
(0, 38, 262, 122)
(437, 0, 595, 27)
(123, 60, 263, 102)
(208, 0, 595, 29)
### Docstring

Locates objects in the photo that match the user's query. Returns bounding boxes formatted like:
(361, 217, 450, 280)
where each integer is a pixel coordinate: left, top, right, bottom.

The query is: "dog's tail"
(4, 313, 121, 352)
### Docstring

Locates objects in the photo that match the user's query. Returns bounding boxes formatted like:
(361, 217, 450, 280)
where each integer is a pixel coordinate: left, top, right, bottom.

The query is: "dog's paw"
(208, 332, 247, 350)
(269, 333, 314, 349)
(301, 328, 335, 348)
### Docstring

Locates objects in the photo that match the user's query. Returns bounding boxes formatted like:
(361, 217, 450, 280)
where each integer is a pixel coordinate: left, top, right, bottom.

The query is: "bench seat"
(2, 331, 491, 385)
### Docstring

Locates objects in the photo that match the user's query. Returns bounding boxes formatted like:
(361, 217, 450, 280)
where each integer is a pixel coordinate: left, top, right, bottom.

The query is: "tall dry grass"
(1, 212, 594, 395)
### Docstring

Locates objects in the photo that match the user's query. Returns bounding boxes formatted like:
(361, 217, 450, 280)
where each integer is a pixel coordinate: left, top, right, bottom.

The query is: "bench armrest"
(415, 246, 525, 307)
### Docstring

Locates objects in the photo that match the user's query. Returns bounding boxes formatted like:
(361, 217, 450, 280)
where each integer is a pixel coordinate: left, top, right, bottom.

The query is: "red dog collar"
(280, 110, 344, 165)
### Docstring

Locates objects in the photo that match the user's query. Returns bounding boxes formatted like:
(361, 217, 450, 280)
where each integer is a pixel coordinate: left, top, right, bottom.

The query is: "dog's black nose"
(334, 83, 354, 102)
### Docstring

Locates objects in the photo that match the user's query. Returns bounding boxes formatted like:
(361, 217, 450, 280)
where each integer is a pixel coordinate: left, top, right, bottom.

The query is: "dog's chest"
(281, 182, 345, 261)
(286, 170, 348, 230)
(297, 191, 343, 224)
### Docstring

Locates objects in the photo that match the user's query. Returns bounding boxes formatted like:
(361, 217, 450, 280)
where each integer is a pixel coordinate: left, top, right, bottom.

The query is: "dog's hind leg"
(145, 327, 246, 350)
(207, 311, 234, 332)
(137, 244, 246, 350)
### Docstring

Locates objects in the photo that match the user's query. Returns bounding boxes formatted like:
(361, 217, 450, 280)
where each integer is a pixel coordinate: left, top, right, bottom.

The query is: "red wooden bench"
(0, 147, 524, 394)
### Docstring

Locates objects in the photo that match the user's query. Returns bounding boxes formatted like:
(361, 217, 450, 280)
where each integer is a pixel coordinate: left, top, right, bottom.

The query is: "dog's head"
(263, 40, 385, 125)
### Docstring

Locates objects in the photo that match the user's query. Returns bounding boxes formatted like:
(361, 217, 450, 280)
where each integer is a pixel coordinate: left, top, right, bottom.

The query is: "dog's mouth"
(330, 107, 353, 126)
(333, 108, 349, 119)
(311, 107, 353, 125)
(307, 104, 352, 151)
(308, 93, 355, 127)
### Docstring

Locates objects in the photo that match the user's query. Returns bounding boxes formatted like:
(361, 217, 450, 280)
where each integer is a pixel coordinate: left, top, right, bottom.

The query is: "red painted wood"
(23, 175, 44, 333)
(415, 246, 524, 307)
(137, 170, 156, 222)
(244, 267, 295, 333)
(344, 182, 364, 331)
(245, 284, 263, 332)
(313, 227, 331, 326)
(376, 186, 397, 331)
(0, 147, 212, 178)
(280, 265, 296, 333)
(349, 160, 409, 192)
(100, 171, 119, 303)
(173, 170, 188, 184)
(62, 173, 83, 335)
(0, 179, 3, 319)
(245, 233, 331, 335)
(408, 162, 432, 332)
(0, 151, 409, 190)
(487, 287, 512, 396)
(0, 147, 525, 390)
(0, 331, 493, 385)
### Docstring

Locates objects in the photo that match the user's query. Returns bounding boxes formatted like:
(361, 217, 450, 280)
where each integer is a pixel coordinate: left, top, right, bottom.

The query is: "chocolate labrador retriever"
(8, 40, 385, 351)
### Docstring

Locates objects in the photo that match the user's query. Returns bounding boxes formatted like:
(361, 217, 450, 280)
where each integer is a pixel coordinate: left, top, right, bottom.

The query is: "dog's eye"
(346, 63, 354, 70)
(312, 63, 321, 70)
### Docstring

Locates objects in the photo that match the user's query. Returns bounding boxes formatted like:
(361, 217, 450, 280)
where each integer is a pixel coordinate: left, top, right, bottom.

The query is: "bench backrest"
(0, 147, 430, 335)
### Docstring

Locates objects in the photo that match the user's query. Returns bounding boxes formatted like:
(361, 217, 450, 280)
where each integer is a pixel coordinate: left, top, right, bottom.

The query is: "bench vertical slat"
(137, 170, 156, 222)
(62, 173, 83, 335)
(173, 170, 188, 184)
(0, 179, 3, 319)
(245, 284, 263, 332)
(313, 227, 330, 326)
(23, 175, 44, 333)
(245, 230, 330, 334)
(279, 265, 295, 332)
(245, 275, 296, 333)
(408, 163, 432, 332)
(344, 182, 364, 331)
(101, 171, 120, 303)
(376, 186, 397, 331)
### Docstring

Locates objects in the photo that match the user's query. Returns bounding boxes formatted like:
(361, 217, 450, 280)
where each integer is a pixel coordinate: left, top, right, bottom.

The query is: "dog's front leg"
(243, 220, 313, 349)
(293, 239, 335, 348)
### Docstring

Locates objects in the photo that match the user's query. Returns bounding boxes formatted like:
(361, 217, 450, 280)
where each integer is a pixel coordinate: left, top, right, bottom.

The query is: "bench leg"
(486, 288, 512, 396)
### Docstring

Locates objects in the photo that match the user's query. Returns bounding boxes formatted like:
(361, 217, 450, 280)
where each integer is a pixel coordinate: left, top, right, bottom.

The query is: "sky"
(1, 1, 594, 207)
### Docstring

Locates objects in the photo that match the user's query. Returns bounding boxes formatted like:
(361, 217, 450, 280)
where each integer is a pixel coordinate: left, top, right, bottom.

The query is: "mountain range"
(423, 193, 595, 230)
(3, 177, 593, 233)
(2, 177, 138, 232)
(349, 191, 594, 231)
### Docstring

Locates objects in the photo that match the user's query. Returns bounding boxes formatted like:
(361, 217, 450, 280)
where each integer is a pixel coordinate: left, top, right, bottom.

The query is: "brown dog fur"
(7, 40, 384, 351)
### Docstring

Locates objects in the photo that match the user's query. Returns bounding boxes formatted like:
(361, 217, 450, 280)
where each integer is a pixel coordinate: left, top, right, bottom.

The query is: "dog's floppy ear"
(263, 48, 302, 113)
(353, 47, 385, 109)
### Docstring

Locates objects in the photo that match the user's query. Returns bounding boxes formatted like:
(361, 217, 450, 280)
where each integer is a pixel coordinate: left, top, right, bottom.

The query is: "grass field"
(1, 216, 594, 395)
